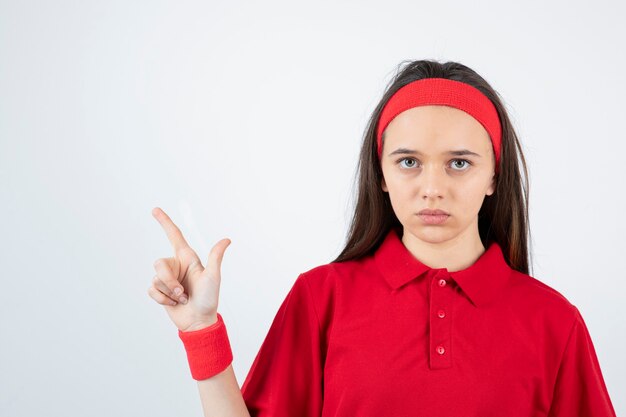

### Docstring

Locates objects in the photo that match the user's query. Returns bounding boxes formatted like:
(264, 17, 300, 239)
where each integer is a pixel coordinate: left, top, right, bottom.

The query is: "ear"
(485, 173, 496, 196)
(381, 177, 388, 193)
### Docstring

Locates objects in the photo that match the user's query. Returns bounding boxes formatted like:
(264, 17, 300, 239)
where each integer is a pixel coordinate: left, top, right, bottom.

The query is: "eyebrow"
(387, 148, 482, 158)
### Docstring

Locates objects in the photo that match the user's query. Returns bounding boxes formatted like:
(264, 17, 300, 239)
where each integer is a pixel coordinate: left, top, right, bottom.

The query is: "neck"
(400, 225, 486, 272)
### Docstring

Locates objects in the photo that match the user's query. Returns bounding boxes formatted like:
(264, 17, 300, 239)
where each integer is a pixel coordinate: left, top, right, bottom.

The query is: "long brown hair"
(331, 59, 533, 275)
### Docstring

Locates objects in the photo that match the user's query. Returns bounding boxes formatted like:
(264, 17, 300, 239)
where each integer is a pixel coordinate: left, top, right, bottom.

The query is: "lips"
(417, 210, 450, 225)
(418, 209, 450, 215)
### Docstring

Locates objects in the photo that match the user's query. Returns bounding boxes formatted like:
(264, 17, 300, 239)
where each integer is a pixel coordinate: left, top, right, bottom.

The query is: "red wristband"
(178, 313, 233, 380)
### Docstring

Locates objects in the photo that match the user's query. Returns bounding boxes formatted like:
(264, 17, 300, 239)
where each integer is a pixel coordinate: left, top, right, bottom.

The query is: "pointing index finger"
(152, 207, 191, 253)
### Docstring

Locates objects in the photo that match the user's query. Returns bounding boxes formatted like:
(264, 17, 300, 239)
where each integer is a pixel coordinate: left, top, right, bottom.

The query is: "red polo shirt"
(240, 227, 616, 416)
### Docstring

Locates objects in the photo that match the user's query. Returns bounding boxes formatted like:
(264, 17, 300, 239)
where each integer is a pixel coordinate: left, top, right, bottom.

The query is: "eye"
(397, 157, 419, 169)
(450, 159, 472, 171)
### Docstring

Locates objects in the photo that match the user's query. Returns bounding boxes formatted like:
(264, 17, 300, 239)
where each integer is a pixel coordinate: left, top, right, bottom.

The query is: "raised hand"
(148, 207, 231, 332)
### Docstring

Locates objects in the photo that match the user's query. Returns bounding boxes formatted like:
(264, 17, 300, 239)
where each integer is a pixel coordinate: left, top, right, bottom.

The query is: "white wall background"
(1, 0, 624, 415)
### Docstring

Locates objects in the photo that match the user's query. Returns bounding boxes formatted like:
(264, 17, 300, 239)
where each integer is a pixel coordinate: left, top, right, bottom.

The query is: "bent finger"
(151, 275, 174, 297)
(147, 286, 178, 306)
(152, 275, 188, 304)
(153, 258, 185, 297)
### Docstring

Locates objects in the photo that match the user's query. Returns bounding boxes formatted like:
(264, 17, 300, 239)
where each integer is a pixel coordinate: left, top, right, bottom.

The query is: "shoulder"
(296, 256, 372, 291)
(283, 260, 369, 336)
(507, 269, 579, 330)
(510, 270, 572, 308)
(290, 257, 372, 310)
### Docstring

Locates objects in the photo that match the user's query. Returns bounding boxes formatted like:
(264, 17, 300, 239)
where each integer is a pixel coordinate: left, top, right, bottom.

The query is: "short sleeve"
(240, 273, 325, 417)
(547, 306, 616, 417)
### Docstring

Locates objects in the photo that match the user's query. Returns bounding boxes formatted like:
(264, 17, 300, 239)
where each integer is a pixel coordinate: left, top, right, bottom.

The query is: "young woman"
(148, 59, 617, 416)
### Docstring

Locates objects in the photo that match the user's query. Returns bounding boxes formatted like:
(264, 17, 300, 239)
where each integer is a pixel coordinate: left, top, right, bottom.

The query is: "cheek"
(386, 186, 414, 213)
(456, 186, 488, 213)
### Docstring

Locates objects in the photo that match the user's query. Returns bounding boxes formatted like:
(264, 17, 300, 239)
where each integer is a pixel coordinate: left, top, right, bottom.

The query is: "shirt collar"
(374, 228, 513, 307)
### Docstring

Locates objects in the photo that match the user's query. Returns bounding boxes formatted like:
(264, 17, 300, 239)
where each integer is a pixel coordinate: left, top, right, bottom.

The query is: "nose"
(420, 164, 446, 200)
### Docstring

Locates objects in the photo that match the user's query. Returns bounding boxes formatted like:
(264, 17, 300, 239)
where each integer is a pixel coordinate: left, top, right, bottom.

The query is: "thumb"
(205, 238, 231, 279)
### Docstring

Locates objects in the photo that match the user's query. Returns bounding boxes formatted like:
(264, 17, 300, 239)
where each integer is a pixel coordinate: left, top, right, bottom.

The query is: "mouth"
(418, 209, 450, 216)
(416, 212, 450, 225)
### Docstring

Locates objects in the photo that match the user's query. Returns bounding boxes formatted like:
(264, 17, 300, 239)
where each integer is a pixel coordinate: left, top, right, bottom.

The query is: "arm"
(240, 274, 326, 417)
(149, 209, 253, 416)
(196, 364, 251, 417)
(181, 273, 325, 417)
(179, 314, 252, 417)
(547, 306, 616, 417)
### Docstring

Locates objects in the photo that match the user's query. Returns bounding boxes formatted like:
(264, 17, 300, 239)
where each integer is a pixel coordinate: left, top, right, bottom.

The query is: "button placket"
(429, 272, 454, 370)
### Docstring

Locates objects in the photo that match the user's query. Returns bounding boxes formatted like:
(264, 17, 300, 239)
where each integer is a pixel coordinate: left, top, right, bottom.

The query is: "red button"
(436, 345, 445, 355)
(437, 309, 446, 318)
(438, 279, 447, 287)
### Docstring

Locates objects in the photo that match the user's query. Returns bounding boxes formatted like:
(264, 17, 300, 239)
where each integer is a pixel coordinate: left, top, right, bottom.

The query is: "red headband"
(376, 77, 502, 172)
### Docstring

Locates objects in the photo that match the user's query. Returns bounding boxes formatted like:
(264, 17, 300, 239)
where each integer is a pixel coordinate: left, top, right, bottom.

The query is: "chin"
(417, 234, 454, 245)
(404, 226, 455, 244)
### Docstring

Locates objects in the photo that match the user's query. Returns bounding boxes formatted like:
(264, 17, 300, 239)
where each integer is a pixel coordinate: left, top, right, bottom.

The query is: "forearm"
(196, 364, 251, 417)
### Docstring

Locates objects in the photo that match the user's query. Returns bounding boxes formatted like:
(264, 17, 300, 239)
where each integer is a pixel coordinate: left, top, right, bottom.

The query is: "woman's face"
(380, 105, 496, 246)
